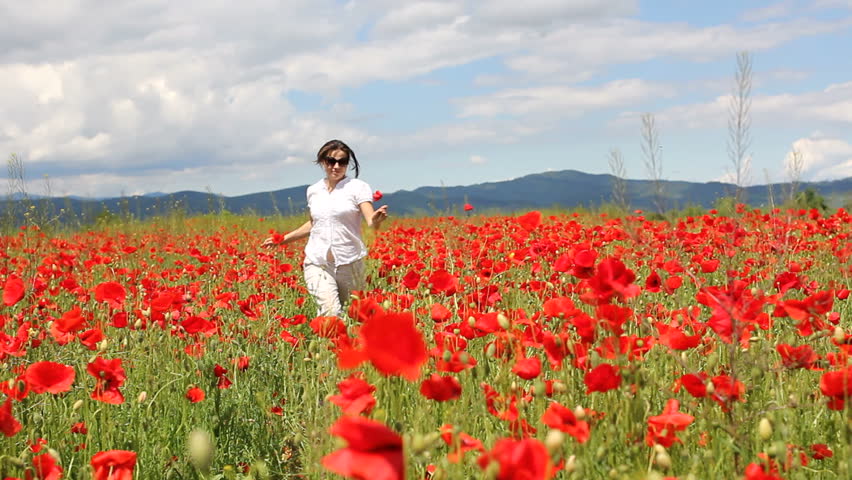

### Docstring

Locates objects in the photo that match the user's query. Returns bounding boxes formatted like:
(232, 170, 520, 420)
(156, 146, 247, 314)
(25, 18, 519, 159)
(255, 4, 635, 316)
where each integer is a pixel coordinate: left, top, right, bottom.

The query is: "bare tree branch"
(728, 51, 753, 203)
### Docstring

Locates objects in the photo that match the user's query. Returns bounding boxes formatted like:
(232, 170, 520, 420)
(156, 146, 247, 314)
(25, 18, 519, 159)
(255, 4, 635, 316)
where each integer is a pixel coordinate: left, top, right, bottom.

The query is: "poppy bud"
(497, 313, 510, 330)
(545, 429, 565, 454)
(442, 350, 452, 362)
(573, 405, 586, 420)
(564, 455, 577, 474)
(97, 339, 108, 351)
(767, 441, 786, 458)
(137, 391, 148, 404)
(551, 381, 567, 393)
(705, 381, 715, 395)
(382, 300, 392, 310)
(73, 399, 84, 410)
(133, 318, 143, 329)
(834, 326, 845, 343)
(188, 429, 214, 473)
(467, 316, 476, 327)
(654, 449, 672, 470)
(758, 418, 773, 440)
(142, 308, 151, 317)
(47, 448, 61, 463)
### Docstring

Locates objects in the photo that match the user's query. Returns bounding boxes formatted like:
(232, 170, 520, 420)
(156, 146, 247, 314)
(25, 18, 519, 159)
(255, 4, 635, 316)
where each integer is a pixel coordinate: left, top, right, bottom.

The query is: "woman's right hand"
(261, 232, 286, 248)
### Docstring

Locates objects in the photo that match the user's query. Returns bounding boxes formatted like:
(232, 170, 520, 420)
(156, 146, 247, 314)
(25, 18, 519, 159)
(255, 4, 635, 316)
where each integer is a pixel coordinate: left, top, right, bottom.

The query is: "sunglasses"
(323, 156, 349, 167)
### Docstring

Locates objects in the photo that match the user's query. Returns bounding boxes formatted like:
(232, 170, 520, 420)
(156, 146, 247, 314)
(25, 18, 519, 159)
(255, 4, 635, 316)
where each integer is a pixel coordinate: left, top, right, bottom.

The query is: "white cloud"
(618, 81, 852, 130)
(372, 1, 465, 37)
(470, 154, 487, 164)
(740, 1, 794, 22)
(456, 79, 669, 118)
(785, 135, 852, 180)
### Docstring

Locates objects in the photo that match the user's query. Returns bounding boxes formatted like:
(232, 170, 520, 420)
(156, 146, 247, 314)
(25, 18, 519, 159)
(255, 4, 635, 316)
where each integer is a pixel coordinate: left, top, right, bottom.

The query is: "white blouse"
(304, 177, 374, 267)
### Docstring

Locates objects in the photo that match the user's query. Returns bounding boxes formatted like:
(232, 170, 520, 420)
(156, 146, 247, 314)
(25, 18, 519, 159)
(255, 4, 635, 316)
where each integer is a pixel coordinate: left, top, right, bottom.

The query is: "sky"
(1, 0, 851, 199)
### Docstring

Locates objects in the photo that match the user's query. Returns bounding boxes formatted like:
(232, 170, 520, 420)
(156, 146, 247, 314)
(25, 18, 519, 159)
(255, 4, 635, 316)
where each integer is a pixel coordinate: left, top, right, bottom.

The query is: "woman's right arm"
(261, 219, 312, 248)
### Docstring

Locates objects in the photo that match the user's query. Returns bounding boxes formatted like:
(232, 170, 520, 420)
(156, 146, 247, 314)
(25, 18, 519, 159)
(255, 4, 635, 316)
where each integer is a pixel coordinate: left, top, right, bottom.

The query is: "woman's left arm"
(359, 202, 388, 229)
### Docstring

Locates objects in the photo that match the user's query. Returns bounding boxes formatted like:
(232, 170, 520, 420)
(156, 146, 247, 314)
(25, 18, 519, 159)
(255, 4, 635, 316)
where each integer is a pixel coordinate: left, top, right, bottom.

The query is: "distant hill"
(2, 170, 850, 225)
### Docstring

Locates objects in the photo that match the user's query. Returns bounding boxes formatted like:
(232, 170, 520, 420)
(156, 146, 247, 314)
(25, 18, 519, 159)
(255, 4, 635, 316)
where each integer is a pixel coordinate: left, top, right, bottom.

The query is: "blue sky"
(1, 0, 851, 198)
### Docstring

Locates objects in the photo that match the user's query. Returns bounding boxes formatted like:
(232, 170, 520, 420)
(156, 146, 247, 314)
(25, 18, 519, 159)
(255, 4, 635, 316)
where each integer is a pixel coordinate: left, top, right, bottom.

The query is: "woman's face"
(322, 149, 350, 183)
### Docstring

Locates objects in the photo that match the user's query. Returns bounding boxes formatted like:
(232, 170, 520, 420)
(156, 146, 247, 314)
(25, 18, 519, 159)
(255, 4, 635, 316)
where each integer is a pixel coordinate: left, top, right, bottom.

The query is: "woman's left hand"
(372, 205, 388, 227)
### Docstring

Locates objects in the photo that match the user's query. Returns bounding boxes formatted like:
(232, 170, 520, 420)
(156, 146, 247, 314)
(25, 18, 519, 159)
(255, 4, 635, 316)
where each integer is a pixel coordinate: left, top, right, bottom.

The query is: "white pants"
(303, 260, 365, 317)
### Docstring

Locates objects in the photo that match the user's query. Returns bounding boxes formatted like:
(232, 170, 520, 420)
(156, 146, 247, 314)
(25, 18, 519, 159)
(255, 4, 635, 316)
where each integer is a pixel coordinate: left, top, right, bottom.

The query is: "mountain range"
(3, 170, 851, 225)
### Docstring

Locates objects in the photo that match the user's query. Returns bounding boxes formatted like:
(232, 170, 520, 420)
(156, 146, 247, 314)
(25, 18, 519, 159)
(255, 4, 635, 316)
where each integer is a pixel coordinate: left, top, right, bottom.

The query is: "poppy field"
(1, 206, 851, 479)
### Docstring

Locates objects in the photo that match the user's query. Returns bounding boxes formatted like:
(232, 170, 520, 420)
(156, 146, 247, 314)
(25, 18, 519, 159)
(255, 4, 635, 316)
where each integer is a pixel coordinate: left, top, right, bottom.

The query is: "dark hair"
(316, 139, 360, 178)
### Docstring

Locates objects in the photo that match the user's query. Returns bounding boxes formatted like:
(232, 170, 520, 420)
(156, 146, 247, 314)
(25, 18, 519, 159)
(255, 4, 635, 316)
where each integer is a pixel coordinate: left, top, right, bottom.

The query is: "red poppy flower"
(517, 211, 542, 231)
(87, 357, 126, 404)
(373, 190, 383, 201)
(53, 306, 86, 333)
(810, 443, 833, 460)
(186, 386, 205, 403)
(430, 303, 452, 322)
(71, 422, 88, 434)
(329, 375, 377, 415)
(584, 363, 621, 394)
(32, 452, 63, 480)
(477, 437, 554, 480)
(744, 461, 783, 480)
(440, 424, 485, 463)
(3, 276, 25, 306)
(776, 344, 819, 369)
(710, 374, 746, 411)
(94, 281, 127, 309)
(24, 361, 76, 394)
(583, 257, 640, 304)
(646, 398, 694, 447)
(214, 364, 232, 389)
(310, 316, 347, 339)
(541, 402, 590, 444)
(542, 297, 577, 318)
(401, 270, 421, 290)
(420, 374, 462, 402)
(428, 270, 459, 296)
(678, 373, 708, 398)
(464, 203, 474, 212)
(360, 310, 427, 381)
(91, 449, 137, 480)
(819, 366, 852, 410)
(322, 416, 404, 480)
(0, 397, 22, 437)
(511, 356, 542, 380)
(645, 270, 662, 293)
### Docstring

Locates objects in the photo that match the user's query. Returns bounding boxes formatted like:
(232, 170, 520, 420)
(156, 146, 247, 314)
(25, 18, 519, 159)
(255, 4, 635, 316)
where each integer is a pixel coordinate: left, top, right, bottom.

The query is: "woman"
(262, 139, 388, 316)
